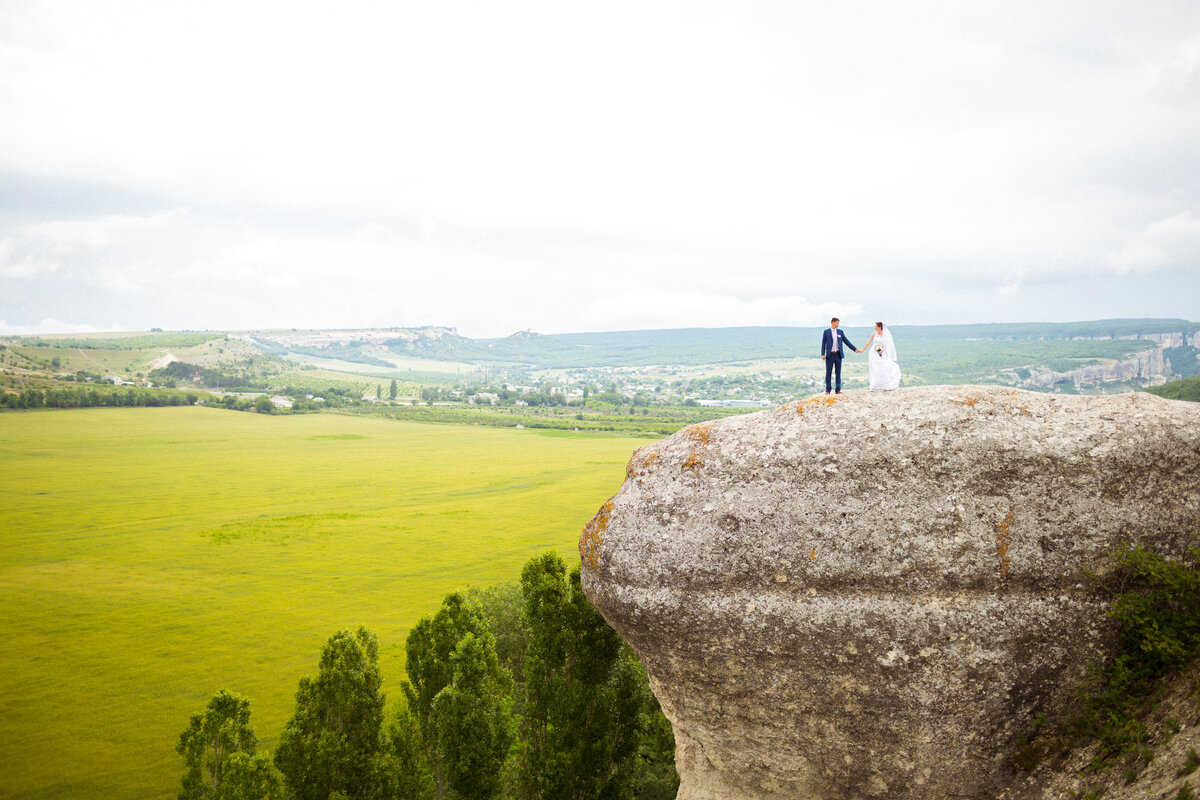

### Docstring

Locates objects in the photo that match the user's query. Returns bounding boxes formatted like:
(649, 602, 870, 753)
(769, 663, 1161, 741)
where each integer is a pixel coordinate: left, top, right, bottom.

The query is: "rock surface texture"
(579, 386, 1200, 800)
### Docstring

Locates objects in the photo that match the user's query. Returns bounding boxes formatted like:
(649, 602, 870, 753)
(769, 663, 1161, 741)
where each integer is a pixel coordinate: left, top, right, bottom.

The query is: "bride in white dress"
(862, 322, 901, 391)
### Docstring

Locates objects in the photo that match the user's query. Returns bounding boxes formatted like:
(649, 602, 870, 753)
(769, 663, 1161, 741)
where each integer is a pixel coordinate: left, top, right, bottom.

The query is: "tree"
(431, 632, 514, 799)
(176, 689, 260, 800)
(219, 753, 283, 800)
(254, 395, 274, 414)
(467, 581, 527, 693)
(386, 699, 435, 800)
(389, 379, 398, 400)
(274, 627, 388, 800)
(516, 553, 644, 800)
(405, 593, 489, 799)
(630, 681, 679, 800)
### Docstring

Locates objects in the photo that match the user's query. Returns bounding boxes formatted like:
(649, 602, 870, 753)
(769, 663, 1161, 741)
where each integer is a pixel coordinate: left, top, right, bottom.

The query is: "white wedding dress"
(867, 325, 902, 391)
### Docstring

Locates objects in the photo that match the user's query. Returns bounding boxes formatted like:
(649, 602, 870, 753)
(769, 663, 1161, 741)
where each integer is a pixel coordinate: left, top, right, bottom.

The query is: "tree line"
(176, 551, 678, 800)
(0, 385, 201, 409)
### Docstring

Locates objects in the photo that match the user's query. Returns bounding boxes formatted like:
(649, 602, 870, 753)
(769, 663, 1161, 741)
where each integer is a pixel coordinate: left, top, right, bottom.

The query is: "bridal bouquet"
(874, 343, 884, 356)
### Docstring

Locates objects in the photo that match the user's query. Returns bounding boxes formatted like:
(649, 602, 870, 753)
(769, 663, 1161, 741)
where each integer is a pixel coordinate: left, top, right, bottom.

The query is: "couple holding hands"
(819, 317, 901, 394)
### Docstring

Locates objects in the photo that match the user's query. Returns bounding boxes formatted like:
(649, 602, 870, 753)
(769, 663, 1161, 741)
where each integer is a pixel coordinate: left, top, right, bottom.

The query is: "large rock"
(579, 386, 1200, 800)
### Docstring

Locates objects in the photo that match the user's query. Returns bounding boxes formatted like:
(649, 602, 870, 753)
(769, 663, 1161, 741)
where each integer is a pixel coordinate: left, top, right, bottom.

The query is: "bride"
(862, 322, 901, 391)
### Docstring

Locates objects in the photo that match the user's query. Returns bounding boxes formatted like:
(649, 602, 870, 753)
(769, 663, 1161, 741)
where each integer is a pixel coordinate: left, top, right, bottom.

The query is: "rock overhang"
(580, 386, 1200, 800)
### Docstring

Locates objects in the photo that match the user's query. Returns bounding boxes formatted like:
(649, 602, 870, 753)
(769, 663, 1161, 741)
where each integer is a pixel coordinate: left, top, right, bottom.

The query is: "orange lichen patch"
(626, 447, 662, 479)
(580, 498, 615, 572)
(797, 395, 840, 414)
(686, 423, 713, 445)
(809, 548, 816, 561)
(995, 511, 1013, 579)
(682, 422, 714, 472)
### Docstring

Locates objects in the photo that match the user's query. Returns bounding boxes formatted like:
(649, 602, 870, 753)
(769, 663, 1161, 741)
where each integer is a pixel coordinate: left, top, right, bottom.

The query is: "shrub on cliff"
(1076, 544, 1200, 754)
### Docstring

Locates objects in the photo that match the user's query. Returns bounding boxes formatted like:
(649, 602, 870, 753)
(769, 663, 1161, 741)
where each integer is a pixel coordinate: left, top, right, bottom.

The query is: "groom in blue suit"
(820, 317, 859, 395)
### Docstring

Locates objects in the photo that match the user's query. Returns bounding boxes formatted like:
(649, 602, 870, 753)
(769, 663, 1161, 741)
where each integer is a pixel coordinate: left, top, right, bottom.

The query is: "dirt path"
(76, 348, 104, 370)
(148, 352, 177, 370)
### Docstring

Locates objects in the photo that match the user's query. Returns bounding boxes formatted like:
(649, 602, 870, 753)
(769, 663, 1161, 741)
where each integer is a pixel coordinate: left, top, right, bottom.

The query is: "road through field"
(0, 407, 652, 800)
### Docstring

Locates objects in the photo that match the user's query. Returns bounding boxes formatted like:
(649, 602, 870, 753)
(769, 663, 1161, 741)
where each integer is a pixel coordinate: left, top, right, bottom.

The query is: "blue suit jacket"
(821, 328, 856, 359)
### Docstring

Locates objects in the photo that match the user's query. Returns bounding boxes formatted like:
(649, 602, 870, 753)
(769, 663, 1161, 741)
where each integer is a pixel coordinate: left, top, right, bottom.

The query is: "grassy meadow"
(0, 407, 652, 800)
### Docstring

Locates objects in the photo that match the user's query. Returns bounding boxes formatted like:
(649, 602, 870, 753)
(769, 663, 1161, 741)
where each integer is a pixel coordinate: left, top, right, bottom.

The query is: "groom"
(820, 317, 859, 395)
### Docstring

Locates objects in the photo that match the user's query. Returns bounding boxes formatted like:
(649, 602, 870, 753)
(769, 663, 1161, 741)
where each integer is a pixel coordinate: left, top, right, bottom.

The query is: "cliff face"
(579, 386, 1200, 800)
(1013, 330, 1200, 390)
(1021, 346, 1166, 389)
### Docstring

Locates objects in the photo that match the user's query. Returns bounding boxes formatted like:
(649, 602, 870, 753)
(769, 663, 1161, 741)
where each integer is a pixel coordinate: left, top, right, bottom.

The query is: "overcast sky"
(1, 1, 1198, 337)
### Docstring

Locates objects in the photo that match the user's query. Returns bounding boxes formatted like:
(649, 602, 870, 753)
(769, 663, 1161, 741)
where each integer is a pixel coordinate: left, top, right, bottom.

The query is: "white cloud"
(0, 209, 195, 291)
(0, 317, 121, 335)
(0, 236, 57, 278)
(1107, 211, 1200, 273)
(1, 1, 1198, 332)
(587, 291, 862, 332)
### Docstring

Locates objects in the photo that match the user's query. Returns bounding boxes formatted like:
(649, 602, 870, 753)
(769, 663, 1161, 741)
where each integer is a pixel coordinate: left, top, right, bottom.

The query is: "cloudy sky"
(1, 1, 1198, 337)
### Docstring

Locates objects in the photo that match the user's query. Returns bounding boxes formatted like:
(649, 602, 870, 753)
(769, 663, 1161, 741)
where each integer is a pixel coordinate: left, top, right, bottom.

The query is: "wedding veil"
(881, 324, 897, 362)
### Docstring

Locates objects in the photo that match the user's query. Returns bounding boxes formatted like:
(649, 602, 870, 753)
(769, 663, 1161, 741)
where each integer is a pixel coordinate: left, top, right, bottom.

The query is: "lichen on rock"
(579, 386, 1200, 800)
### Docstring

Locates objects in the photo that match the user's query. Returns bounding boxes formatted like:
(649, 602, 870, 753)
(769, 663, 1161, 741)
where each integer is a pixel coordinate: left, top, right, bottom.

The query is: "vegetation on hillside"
(1013, 543, 1200, 793)
(376, 319, 1200, 369)
(255, 336, 396, 368)
(16, 332, 223, 350)
(1165, 345, 1200, 379)
(1146, 377, 1200, 402)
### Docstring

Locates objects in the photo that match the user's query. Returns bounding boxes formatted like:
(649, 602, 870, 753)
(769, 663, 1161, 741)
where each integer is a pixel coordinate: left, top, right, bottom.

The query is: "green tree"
(254, 395, 274, 414)
(220, 753, 283, 800)
(631, 690, 680, 800)
(517, 553, 643, 800)
(389, 379, 398, 400)
(386, 700, 435, 800)
(405, 593, 489, 799)
(431, 632, 514, 799)
(176, 689, 260, 800)
(467, 581, 527, 693)
(274, 627, 388, 800)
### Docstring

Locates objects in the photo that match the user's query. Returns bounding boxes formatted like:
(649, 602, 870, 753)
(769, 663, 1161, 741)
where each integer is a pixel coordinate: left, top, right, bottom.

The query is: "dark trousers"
(824, 354, 843, 393)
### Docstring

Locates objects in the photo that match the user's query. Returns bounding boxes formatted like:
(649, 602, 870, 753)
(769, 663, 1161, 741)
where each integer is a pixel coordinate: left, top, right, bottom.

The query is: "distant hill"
(245, 319, 1200, 391)
(1144, 376, 1200, 402)
(255, 319, 1200, 369)
(4, 318, 1198, 399)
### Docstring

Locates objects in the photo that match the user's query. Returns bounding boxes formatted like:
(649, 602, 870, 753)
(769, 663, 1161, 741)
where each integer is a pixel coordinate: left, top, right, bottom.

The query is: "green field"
(0, 408, 652, 800)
